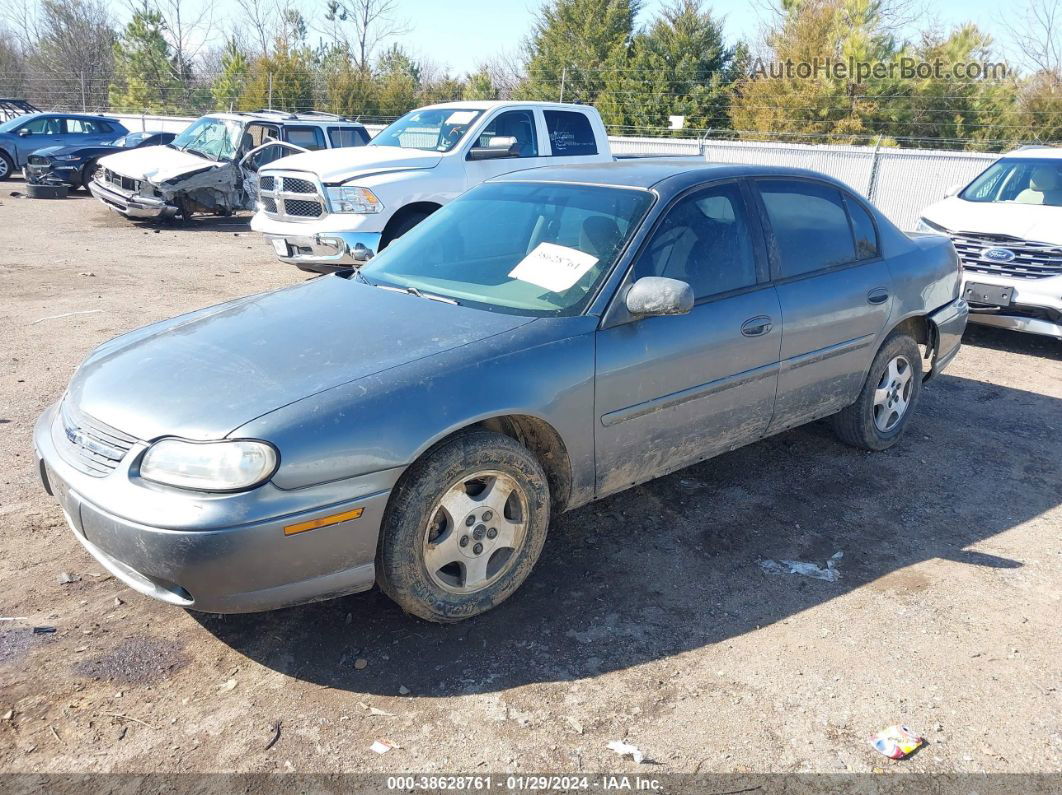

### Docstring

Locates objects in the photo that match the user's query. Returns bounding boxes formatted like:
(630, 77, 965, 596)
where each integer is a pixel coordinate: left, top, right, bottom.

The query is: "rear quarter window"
(544, 110, 597, 156)
(285, 126, 325, 150)
(844, 196, 879, 259)
(328, 126, 369, 147)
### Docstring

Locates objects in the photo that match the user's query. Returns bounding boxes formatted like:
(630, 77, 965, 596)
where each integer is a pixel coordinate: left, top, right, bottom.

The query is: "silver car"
(34, 162, 968, 621)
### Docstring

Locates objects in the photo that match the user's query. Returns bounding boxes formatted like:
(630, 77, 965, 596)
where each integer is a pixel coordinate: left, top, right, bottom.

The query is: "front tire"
(831, 332, 923, 451)
(376, 430, 550, 622)
(0, 151, 13, 181)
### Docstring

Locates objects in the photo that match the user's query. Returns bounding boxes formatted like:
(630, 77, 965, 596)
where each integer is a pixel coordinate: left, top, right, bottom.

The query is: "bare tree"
(341, 0, 408, 70)
(1, 0, 115, 110)
(150, 0, 215, 81)
(1002, 0, 1061, 74)
(0, 25, 26, 99)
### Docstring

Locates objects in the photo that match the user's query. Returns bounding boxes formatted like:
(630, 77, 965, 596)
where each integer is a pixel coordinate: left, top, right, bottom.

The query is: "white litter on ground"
(607, 740, 645, 763)
(759, 551, 843, 582)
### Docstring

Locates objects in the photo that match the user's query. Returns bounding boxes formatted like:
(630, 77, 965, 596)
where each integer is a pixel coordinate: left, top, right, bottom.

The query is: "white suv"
(917, 145, 1062, 340)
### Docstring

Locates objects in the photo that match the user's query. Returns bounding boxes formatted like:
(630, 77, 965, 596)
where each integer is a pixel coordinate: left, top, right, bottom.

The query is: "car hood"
(96, 145, 221, 183)
(922, 197, 1062, 244)
(69, 277, 533, 441)
(266, 145, 442, 184)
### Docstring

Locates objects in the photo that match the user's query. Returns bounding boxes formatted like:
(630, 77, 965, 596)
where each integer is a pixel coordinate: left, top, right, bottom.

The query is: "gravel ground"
(0, 182, 1060, 777)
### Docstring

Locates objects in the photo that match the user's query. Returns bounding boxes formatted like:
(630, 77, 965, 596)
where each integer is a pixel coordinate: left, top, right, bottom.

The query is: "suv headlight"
(325, 186, 382, 214)
(140, 439, 277, 491)
(915, 217, 946, 234)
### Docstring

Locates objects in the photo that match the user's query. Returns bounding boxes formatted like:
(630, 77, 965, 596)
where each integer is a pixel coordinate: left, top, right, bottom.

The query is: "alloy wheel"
(422, 470, 529, 594)
(873, 355, 913, 432)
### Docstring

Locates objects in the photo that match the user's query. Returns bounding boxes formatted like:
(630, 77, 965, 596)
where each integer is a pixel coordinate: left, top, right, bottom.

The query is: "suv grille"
(57, 402, 139, 477)
(951, 231, 1062, 280)
(259, 173, 325, 222)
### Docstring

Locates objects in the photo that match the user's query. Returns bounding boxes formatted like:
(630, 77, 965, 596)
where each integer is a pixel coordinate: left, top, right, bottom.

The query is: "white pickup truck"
(251, 100, 617, 272)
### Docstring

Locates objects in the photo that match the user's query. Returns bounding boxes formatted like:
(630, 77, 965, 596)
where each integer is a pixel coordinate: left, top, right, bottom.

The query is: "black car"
(25, 131, 177, 190)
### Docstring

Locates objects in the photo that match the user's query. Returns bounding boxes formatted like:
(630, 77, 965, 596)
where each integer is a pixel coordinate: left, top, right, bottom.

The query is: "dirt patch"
(73, 636, 188, 685)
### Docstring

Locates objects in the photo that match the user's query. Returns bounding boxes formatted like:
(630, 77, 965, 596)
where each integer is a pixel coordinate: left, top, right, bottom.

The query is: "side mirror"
(625, 277, 694, 317)
(17, 128, 31, 137)
(468, 136, 519, 161)
(944, 183, 962, 198)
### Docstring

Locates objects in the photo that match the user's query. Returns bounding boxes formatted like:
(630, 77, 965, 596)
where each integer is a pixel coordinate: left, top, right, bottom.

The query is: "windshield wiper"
(376, 284, 459, 305)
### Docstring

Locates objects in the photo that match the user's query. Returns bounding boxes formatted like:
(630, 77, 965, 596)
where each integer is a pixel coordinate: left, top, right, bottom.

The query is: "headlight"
(915, 217, 946, 234)
(54, 154, 81, 162)
(140, 439, 277, 491)
(325, 186, 383, 214)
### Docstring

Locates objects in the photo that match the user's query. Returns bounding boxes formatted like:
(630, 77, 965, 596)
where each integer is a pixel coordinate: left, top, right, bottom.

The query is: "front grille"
(56, 402, 139, 477)
(283, 177, 316, 194)
(951, 231, 1062, 280)
(104, 169, 140, 193)
(259, 172, 325, 222)
(284, 199, 323, 217)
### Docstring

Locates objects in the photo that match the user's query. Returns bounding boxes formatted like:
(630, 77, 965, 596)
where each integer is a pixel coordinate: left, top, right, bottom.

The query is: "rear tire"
(0, 151, 13, 181)
(376, 430, 550, 622)
(831, 332, 923, 451)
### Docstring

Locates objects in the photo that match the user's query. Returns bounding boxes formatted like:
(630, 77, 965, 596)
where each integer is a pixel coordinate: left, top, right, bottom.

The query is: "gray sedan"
(34, 161, 968, 621)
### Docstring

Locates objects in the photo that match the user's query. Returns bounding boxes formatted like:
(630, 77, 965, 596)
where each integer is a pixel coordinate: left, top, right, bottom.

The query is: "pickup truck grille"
(57, 401, 139, 477)
(951, 231, 1062, 280)
(259, 172, 325, 222)
(103, 169, 140, 194)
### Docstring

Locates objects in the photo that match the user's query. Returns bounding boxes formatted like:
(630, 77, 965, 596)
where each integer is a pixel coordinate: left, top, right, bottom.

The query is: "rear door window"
(543, 110, 597, 156)
(284, 125, 326, 150)
(757, 179, 857, 278)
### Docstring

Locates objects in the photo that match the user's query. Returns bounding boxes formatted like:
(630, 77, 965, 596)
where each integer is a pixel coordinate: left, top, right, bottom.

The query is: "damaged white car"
(89, 111, 369, 220)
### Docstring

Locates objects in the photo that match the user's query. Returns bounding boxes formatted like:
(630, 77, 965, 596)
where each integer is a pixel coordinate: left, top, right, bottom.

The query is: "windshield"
(358, 181, 654, 316)
(169, 117, 243, 161)
(961, 158, 1062, 207)
(369, 108, 484, 152)
(0, 114, 36, 133)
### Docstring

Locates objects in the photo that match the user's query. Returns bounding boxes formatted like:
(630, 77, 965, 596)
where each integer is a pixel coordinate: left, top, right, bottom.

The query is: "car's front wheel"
(0, 151, 14, 181)
(377, 429, 550, 622)
(831, 332, 923, 451)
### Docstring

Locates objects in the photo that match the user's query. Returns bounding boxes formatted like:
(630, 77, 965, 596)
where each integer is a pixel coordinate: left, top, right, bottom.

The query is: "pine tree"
(108, 3, 182, 113)
(211, 38, 250, 111)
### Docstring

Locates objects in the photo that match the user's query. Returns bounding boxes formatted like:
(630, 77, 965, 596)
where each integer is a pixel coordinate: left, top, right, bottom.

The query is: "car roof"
(491, 159, 859, 192)
(11, 111, 116, 121)
(414, 100, 599, 113)
(1002, 145, 1062, 160)
(204, 110, 366, 126)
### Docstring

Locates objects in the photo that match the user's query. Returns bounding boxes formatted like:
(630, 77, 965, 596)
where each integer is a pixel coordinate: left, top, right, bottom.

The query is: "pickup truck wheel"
(381, 209, 430, 249)
(831, 332, 923, 451)
(0, 151, 13, 180)
(377, 429, 550, 622)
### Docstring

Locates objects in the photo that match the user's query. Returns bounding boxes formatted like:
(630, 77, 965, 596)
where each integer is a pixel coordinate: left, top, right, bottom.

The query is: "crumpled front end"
(90, 166, 179, 218)
(90, 159, 248, 219)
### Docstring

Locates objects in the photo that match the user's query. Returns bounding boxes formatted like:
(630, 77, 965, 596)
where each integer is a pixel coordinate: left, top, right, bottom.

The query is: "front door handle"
(867, 287, 890, 305)
(741, 315, 773, 337)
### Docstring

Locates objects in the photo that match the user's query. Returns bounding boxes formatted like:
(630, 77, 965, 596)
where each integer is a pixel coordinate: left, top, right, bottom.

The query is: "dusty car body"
(35, 161, 967, 620)
(25, 131, 177, 190)
(89, 111, 369, 220)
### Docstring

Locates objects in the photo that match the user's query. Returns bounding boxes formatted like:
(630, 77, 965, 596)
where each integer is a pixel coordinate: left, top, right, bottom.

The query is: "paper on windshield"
(509, 243, 599, 292)
(445, 110, 478, 125)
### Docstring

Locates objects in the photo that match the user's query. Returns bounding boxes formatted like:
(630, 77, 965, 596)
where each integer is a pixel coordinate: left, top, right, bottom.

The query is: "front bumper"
(25, 162, 83, 187)
(251, 212, 383, 273)
(33, 403, 393, 613)
(89, 178, 178, 219)
(961, 272, 1062, 340)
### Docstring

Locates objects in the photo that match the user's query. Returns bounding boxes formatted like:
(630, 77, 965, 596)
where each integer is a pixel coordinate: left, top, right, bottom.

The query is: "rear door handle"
(867, 287, 890, 305)
(741, 315, 773, 337)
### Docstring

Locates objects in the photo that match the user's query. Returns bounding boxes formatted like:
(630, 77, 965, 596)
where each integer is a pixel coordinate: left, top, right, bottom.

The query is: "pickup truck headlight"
(325, 186, 382, 214)
(140, 439, 277, 491)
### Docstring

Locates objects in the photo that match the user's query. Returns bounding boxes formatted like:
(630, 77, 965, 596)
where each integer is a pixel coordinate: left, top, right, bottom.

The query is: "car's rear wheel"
(0, 151, 13, 181)
(376, 429, 550, 622)
(831, 332, 923, 451)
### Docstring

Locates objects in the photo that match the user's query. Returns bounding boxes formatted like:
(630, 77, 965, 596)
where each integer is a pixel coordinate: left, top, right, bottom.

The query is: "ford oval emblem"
(983, 247, 1016, 262)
